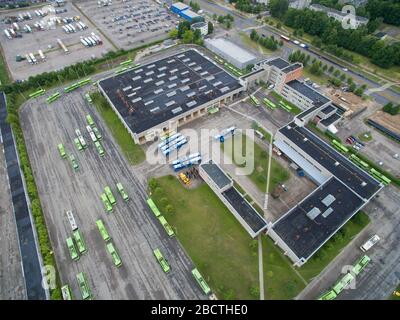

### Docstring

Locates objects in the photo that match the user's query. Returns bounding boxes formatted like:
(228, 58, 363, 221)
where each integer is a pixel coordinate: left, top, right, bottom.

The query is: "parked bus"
(76, 272, 92, 300)
(73, 230, 87, 254)
(95, 141, 104, 156)
(104, 186, 116, 205)
(47, 92, 61, 103)
(333, 273, 354, 295)
(120, 59, 132, 67)
(57, 143, 66, 158)
(360, 235, 380, 252)
(85, 93, 92, 104)
(29, 89, 45, 98)
(74, 138, 83, 151)
(116, 182, 129, 201)
(158, 216, 174, 237)
(61, 284, 73, 300)
(101, 193, 113, 213)
(86, 114, 95, 127)
(263, 98, 276, 109)
(318, 290, 337, 300)
(279, 100, 292, 112)
(66, 237, 79, 261)
(92, 127, 102, 140)
(96, 219, 110, 242)
(331, 140, 349, 154)
(280, 34, 290, 42)
(69, 154, 79, 171)
(106, 242, 122, 267)
(66, 210, 78, 231)
(191, 268, 211, 295)
(250, 95, 260, 106)
(351, 255, 371, 276)
(147, 198, 161, 217)
(153, 248, 170, 273)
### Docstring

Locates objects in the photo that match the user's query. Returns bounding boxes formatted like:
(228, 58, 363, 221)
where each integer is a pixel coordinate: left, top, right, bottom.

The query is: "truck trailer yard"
(19, 89, 205, 299)
(0, 2, 113, 81)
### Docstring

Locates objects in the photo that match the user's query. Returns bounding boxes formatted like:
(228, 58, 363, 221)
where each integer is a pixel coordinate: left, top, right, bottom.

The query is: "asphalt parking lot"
(20, 89, 205, 300)
(0, 2, 113, 81)
(75, 0, 176, 50)
(0, 145, 25, 300)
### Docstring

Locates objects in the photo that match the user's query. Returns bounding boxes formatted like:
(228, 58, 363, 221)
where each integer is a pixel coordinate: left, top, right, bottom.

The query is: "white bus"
(66, 210, 78, 231)
(360, 235, 380, 252)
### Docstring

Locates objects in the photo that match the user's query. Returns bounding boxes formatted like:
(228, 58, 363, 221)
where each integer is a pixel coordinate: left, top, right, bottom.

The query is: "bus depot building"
(98, 49, 245, 144)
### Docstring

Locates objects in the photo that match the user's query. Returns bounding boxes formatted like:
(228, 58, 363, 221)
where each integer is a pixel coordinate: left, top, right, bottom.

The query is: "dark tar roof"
(99, 49, 243, 134)
(272, 177, 364, 259)
(279, 123, 381, 199)
(321, 104, 335, 115)
(286, 80, 330, 107)
(222, 187, 267, 233)
(320, 113, 341, 127)
(282, 63, 302, 73)
(201, 160, 231, 189)
(266, 57, 290, 70)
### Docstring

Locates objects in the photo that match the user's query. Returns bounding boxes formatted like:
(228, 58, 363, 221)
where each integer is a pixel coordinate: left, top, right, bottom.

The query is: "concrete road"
(0, 145, 25, 300)
(20, 90, 206, 300)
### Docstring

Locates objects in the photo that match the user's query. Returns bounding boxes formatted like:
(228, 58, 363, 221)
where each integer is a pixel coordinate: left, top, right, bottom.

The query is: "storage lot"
(75, 0, 177, 50)
(0, 2, 113, 81)
(19, 89, 205, 300)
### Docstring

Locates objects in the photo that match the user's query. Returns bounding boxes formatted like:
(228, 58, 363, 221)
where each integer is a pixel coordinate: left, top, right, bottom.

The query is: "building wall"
(279, 84, 314, 110)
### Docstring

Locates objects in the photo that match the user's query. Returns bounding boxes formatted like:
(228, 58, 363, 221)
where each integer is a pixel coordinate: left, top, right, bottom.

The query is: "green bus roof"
(86, 114, 95, 126)
(153, 248, 170, 273)
(106, 242, 122, 267)
(76, 272, 91, 300)
(73, 230, 87, 254)
(192, 268, 211, 295)
(318, 290, 337, 300)
(58, 144, 66, 157)
(104, 186, 116, 205)
(61, 285, 73, 300)
(147, 198, 161, 217)
(66, 237, 79, 261)
(101, 193, 113, 212)
(96, 219, 111, 242)
(116, 182, 129, 201)
(93, 127, 102, 139)
(158, 216, 174, 237)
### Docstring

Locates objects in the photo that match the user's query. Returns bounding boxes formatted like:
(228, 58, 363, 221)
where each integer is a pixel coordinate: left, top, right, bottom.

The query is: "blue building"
(170, 2, 190, 14)
(170, 2, 204, 23)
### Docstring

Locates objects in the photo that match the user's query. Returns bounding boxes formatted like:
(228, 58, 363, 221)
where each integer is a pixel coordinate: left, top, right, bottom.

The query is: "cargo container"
(38, 50, 45, 61)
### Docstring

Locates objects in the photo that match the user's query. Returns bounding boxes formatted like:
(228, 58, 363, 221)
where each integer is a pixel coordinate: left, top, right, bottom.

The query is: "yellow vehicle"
(179, 173, 190, 185)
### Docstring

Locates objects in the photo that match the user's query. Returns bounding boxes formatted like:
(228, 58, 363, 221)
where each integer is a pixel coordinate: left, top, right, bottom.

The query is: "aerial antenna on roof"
(117, 89, 134, 115)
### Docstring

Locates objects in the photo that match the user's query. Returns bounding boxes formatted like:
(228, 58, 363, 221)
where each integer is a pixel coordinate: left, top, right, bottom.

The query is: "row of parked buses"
(99, 183, 129, 214)
(331, 139, 391, 185)
(80, 33, 103, 48)
(146, 198, 211, 295)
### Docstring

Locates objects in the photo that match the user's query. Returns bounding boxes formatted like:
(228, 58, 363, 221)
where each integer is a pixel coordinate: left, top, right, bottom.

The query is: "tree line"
(250, 30, 281, 51)
(228, 0, 267, 14)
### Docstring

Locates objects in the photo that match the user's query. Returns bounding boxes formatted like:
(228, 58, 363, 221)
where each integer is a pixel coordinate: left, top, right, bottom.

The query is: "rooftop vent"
(322, 207, 334, 218)
(306, 207, 321, 220)
(322, 194, 336, 207)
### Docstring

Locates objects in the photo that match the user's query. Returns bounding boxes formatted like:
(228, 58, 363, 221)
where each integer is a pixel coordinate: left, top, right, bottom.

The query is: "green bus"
(263, 98, 276, 109)
(318, 290, 337, 300)
(66, 237, 79, 261)
(47, 92, 61, 103)
(86, 114, 95, 127)
(95, 141, 105, 157)
(332, 140, 349, 154)
(116, 182, 129, 201)
(64, 83, 80, 93)
(153, 248, 170, 273)
(250, 95, 260, 106)
(120, 59, 132, 67)
(350, 154, 369, 170)
(191, 268, 211, 295)
(29, 88, 45, 98)
(279, 101, 292, 112)
(370, 168, 391, 186)
(92, 126, 102, 140)
(76, 272, 92, 300)
(85, 93, 93, 104)
(333, 273, 354, 295)
(96, 219, 111, 242)
(352, 255, 371, 276)
(77, 78, 92, 87)
(101, 193, 113, 213)
(73, 230, 87, 254)
(74, 138, 83, 151)
(69, 154, 79, 171)
(104, 186, 116, 205)
(57, 143, 66, 158)
(147, 198, 161, 217)
(106, 242, 122, 267)
(61, 284, 73, 300)
(158, 216, 174, 237)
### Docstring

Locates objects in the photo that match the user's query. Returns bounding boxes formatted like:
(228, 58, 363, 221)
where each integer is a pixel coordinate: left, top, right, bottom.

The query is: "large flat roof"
(266, 57, 290, 70)
(201, 160, 232, 189)
(99, 49, 243, 134)
(205, 38, 257, 64)
(279, 123, 381, 199)
(286, 80, 330, 107)
(272, 177, 364, 260)
(222, 187, 267, 234)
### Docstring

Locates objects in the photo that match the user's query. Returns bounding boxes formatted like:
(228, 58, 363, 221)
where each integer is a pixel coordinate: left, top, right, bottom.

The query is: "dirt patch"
(369, 110, 400, 135)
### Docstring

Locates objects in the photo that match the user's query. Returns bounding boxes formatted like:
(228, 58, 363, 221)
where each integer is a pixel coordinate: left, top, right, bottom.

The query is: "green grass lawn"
(0, 49, 11, 86)
(269, 91, 302, 115)
(239, 32, 278, 55)
(358, 131, 373, 142)
(150, 175, 305, 299)
(298, 211, 370, 282)
(91, 92, 145, 165)
(222, 133, 289, 192)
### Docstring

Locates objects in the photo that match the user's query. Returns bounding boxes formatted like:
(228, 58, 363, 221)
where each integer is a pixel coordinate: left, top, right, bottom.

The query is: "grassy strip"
(222, 133, 289, 192)
(149, 176, 305, 299)
(269, 91, 302, 115)
(6, 93, 62, 299)
(91, 92, 145, 165)
(0, 48, 10, 86)
(299, 211, 370, 282)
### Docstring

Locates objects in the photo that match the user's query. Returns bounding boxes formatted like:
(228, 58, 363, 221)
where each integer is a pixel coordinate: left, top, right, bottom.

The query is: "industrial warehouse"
(98, 49, 244, 144)
(269, 120, 383, 266)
